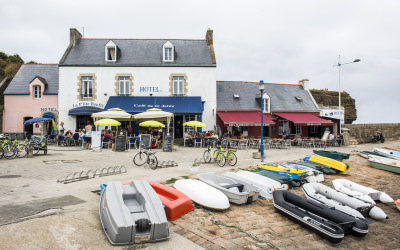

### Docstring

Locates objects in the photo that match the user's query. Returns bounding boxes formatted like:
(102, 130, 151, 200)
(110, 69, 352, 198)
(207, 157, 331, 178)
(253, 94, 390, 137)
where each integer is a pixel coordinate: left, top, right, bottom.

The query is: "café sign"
(72, 102, 104, 108)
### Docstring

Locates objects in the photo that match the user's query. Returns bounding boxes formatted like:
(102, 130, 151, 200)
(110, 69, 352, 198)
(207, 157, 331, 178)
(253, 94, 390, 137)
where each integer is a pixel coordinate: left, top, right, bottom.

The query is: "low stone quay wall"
(343, 123, 400, 143)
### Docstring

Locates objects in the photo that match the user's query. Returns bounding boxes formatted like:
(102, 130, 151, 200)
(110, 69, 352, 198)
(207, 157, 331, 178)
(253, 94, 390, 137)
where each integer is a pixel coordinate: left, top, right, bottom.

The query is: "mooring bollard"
(27, 147, 33, 158)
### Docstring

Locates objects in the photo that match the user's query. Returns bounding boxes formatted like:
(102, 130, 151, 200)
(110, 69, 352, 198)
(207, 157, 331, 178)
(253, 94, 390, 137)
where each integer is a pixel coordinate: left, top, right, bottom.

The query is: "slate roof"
(217, 81, 319, 112)
(60, 39, 215, 67)
(4, 64, 59, 95)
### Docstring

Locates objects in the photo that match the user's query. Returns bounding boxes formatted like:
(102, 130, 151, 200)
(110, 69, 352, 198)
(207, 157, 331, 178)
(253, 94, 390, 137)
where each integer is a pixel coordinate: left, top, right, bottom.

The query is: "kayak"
(305, 155, 350, 173)
(313, 150, 350, 160)
(288, 161, 338, 175)
(279, 163, 324, 183)
(255, 170, 300, 188)
(258, 165, 308, 181)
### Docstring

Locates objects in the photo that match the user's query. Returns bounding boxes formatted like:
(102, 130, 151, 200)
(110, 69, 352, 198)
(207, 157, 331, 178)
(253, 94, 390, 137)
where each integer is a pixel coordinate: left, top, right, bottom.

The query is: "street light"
(259, 80, 265, 162)
(333, 55, 360, 134)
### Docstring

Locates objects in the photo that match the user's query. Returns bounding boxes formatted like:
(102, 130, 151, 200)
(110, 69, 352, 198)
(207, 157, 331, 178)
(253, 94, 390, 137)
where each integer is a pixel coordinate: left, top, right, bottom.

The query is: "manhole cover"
(0, 175, 21, 179)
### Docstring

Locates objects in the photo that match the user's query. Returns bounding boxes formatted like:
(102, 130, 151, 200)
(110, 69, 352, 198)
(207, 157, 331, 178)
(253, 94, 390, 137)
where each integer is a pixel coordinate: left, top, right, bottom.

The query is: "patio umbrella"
(134, 108, 172, 132)
(23, 117, 52, 125)
(94, 119, 121, 126)
(139, 120, 165, 128)
(183, 121, 206, 127)
(92, 108, 132, 120)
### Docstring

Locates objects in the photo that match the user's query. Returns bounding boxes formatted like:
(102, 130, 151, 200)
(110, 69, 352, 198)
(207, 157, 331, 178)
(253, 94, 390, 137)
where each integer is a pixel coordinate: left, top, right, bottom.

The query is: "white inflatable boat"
(224, 170, 288, 200)
(332, 179, 394, 204)
(302, 183, 388, 220)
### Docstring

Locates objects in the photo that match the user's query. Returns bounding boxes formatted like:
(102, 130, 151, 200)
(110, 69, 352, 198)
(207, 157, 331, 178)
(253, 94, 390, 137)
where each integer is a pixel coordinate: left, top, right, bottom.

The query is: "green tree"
(7, 54, 24, 63)
(4, 63, 21, 79)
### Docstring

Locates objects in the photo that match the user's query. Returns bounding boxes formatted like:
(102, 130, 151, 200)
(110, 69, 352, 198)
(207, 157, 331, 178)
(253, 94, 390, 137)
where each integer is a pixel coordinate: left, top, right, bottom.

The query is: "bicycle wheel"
(16, 144, 28, 158)
(203, 150, 212, 163)
(148, 154, 158, 170)
(215, 152, 226, 167)
(44, 146, 48, 155)
(33, 144, 40, 155)
(226, 152, 237, 166)
(133, 152, 147, 166)
(3, 145, 16, 159)
(0, 147, 4, 159)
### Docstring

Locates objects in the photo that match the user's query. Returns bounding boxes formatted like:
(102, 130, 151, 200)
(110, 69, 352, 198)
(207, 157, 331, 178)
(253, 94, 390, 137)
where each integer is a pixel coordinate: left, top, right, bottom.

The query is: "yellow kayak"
(307, 155, 350, 172)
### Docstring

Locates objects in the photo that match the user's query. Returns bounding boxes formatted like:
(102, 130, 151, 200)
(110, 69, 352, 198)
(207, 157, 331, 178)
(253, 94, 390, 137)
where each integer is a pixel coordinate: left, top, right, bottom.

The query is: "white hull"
(224, 171, 288, 200)
(173, 179, 230, 210)
(374, 148, 400, 160)
(197, 172, 260, 205)
(279, 163, 324, 183)
(332, 179, 394, 204)
(303, 183, 388, 220)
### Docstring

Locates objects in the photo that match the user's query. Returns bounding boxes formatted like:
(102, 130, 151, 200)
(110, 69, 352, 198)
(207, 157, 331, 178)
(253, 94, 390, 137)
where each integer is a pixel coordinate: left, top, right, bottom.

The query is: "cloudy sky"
(1, 0, 399, 123)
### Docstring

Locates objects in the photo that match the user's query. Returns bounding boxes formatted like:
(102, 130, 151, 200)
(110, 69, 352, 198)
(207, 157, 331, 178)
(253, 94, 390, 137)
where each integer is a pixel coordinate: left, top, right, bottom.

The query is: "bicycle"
(11, 133, 28, 158)
(0, 134, 17, 159)
(27, 135, 48, 155)
(133, 144, 158, 169)
(203, 140, 226, 167)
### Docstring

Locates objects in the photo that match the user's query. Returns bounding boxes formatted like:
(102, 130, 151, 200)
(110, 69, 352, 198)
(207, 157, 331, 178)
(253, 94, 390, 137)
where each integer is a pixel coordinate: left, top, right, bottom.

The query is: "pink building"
(3, 64, 58, 138)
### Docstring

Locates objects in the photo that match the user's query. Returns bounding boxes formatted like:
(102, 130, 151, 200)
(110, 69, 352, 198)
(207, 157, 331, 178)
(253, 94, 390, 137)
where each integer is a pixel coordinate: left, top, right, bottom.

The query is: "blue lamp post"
(259, 80, 265, 162)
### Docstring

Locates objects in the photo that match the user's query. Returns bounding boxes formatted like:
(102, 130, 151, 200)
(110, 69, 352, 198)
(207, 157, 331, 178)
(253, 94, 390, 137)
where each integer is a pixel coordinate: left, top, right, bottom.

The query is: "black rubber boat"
(272, 190, 368, 243)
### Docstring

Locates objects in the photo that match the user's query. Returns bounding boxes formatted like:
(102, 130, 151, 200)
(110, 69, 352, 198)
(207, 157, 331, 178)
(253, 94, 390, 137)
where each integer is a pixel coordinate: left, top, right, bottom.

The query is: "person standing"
(85, 120, 92, 149)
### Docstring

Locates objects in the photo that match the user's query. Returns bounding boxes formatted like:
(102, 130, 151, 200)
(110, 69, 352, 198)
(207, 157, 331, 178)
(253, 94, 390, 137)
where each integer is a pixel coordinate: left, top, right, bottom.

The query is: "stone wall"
(343, 123, 400, 143)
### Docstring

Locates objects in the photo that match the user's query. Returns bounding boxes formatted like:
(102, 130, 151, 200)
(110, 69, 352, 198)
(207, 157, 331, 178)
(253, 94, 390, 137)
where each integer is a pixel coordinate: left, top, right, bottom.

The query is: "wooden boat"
(279, 163, 324, 183)
(258, 165, 308, 181)
(332, 179, 394, 204)
(99, 181, 170, 245)
(197, 172, 260, 205)
(313, 150, 350, 160)
(146, 181, 193, 221)
(359, 151, 391, 159)
(368, 156, 400, 174)
(303, 183, 388, 220)
(224, 171, 288, 200)
(374, 148, 400, 160)
(173, 179, 230, 210)
(273, 190, 368, 243)
(255, 170, 300, 188)
(288, 161, 338, 175)
(304, 155, 350, 173)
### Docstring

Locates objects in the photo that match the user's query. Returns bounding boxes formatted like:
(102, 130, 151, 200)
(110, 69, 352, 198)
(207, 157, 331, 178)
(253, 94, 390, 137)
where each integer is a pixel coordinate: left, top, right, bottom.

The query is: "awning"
(217, 111, 275, 126)
(42, 112, 55, 119)
(104, 96, 203, 114)
(274, 112, 333, 126)
(68, 106, 103, 115)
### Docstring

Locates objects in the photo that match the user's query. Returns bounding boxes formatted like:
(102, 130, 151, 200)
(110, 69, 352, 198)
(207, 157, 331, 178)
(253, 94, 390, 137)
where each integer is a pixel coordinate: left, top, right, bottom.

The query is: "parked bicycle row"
(0, 133, 47, 160)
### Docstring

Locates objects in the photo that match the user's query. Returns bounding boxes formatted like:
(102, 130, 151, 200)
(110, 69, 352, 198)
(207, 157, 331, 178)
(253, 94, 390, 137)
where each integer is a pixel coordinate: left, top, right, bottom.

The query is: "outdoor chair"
(57, 135, 67, 146)
(239, 139, 248, 149)
(102, 137, 111, 149)
(128, 137, 139, 149)
(72, 133, 80, 146)
(46, 134, 56, 144)
(194, 137, 202, 147)
(283, 139, 292, 150)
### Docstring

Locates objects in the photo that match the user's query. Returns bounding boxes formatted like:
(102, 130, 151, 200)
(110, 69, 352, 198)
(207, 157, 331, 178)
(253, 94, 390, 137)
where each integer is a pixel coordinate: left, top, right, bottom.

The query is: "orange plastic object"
(147, 180, 194, 220)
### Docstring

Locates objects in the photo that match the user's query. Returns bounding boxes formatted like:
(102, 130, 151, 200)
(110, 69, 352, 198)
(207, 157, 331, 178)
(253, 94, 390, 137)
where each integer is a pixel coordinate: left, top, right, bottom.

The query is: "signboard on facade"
(320, 108, 345, 124)
(72, 102, 104, 109)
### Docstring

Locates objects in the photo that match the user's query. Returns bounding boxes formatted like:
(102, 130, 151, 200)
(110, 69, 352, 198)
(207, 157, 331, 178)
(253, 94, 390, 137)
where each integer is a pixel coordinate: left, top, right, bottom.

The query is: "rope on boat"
(194, 204, 280, 249)
(57, 165, 127, 184)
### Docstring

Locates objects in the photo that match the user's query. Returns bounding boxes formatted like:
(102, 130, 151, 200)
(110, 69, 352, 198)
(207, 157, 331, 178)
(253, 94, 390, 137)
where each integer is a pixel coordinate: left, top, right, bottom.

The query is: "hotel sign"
(72, 102, 104, 108)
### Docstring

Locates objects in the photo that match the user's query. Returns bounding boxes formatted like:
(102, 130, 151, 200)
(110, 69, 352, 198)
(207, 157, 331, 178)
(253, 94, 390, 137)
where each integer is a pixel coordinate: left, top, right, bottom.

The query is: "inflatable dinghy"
(279, 163, 324, 183)
(273, 190, 368, 243)
(173, 179, 230, 210)
(303, 183, 388, 220)
(197, 172, 260, 205)
(332, 179, 394, 204)
(99, 181, 170, 245)
(224, 171, 288, 200)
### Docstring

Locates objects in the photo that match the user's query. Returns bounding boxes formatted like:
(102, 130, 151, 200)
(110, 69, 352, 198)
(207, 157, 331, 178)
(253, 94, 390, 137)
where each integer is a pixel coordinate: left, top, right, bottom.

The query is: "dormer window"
(163, 41, 174, 62)
(105, 41, 117, 62)
(263, 93, 270, 113)
(34, 86, 41, 99)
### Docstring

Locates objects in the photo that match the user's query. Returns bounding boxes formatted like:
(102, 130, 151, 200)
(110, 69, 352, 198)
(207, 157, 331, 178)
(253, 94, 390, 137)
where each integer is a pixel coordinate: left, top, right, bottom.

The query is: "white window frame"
(296, 126, 302, 135)
(119, 76, 130, 96)
(82, 76, 93, 98)
(33, 85, 41, 99)
(105, 41, 117, 62)
(163, 41, 174, 62)
(263, 93, 270, 113)
(279, 120, 289, 135)
(173, 76, 184, 96)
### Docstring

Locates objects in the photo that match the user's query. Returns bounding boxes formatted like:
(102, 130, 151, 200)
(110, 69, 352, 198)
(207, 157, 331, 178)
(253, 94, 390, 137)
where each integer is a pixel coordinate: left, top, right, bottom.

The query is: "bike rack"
(57, 165, 127, 184)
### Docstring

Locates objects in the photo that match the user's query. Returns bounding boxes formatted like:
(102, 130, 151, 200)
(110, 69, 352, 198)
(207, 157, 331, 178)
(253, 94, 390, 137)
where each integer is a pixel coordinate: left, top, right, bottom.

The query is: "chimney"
(299, 78, 309, 90)
(206, 29, 213, 46)
(70, 28, 82, 46)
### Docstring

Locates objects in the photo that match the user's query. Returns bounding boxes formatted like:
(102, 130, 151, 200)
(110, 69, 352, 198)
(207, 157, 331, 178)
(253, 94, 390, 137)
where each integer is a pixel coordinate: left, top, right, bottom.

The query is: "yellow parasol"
(94, 119, 121, 126)
(183, 121, 206, 127)
(139, 120, 166, 128)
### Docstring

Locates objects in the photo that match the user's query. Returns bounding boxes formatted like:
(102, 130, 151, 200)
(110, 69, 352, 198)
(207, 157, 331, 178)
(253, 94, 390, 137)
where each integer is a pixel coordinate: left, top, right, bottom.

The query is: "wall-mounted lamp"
(104, 93, 108, 96)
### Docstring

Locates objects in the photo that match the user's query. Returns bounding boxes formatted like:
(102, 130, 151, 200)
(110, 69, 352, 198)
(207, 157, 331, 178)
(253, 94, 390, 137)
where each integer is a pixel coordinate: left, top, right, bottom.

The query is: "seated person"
(184, 131, 194, 147)
(154, 134, 162, 148)
(56, 130, 65, 141)
(65, 130, 73, 137)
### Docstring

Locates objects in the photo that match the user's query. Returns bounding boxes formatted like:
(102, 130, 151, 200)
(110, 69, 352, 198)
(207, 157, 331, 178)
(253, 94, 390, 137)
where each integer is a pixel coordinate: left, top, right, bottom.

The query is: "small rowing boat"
(258, 165, 308, 181)
(304, 155, 350, 173)
(374, 148, 400, 160)
(197, 172, 260, 205)
(359, 151, 391, 159)
(368, 156, 400, 174)
(332, 179, 393, 204)
(313, 150, 350, 160)
(256, 170, 300, 188)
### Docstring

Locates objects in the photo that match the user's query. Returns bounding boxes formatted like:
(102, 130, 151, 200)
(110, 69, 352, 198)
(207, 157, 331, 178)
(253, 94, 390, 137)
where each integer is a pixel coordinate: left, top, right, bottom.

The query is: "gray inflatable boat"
(99, 180, 170, 245)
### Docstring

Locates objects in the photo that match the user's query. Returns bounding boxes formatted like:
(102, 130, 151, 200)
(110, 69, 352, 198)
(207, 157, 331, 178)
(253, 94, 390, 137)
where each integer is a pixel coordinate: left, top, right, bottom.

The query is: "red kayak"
(124, 180, 193, 220)
(147, 181, 193, 220)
